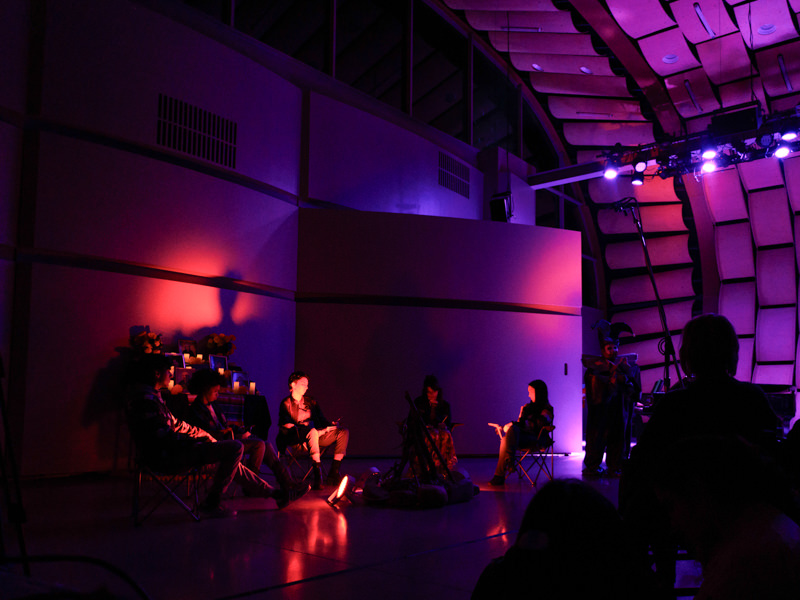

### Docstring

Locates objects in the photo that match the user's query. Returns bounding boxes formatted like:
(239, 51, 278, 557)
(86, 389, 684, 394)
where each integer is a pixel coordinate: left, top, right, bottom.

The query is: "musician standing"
(582, 321, 640, 477)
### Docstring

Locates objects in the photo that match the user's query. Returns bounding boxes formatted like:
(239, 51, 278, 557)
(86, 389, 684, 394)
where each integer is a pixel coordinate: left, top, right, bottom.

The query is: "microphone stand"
(612, 197, 684, 389)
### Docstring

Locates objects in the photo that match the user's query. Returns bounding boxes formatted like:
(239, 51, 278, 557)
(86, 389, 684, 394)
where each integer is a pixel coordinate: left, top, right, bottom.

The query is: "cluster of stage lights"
(602, 124, 800, 184)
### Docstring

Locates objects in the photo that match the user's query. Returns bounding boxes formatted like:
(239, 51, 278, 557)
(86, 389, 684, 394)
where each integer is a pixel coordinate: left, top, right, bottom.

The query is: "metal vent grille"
(438, 152, 470, 198)
(157, 94, 237, 168)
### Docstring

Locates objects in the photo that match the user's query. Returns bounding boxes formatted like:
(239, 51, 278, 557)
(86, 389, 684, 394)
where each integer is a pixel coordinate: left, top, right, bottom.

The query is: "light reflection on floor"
(2, 455, 701, 599)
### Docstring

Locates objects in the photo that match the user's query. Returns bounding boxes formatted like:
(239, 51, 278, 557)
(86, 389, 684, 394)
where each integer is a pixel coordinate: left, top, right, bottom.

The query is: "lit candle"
(168, 380, 174, 390)
(217, 368, 224, 375)
(233, 381, 240, 392)
(249, 381, 256, 394)
(183, 353, 190, 363)
(197, 354, 203, 361)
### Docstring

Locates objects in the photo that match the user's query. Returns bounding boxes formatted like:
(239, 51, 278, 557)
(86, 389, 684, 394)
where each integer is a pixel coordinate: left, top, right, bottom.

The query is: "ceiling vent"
(438, 152, 470, 198)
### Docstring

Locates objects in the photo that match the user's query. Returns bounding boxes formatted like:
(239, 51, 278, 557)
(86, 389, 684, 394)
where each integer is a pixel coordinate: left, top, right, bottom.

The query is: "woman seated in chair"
(277, 371, 349, 490)
(488, 379, 553, 486)
(410, 375, 457, 475)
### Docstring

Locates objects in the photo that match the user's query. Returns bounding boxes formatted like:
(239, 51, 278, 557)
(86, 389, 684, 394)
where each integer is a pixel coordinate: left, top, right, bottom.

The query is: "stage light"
(700, 138, 717, 160)
(701, 159, 717, 173)
(780, 125, 798, 141)
(326, 475, 356, 507)
(632, 171, 644, 185)
(775, 143, 791, 159)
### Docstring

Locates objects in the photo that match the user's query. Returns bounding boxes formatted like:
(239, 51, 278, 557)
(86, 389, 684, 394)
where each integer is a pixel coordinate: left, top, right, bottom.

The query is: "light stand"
(612, 197, 684, 389)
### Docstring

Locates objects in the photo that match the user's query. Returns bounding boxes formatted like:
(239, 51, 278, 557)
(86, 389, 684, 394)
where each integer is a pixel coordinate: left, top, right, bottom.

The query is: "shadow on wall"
(81, 272, 250, 470)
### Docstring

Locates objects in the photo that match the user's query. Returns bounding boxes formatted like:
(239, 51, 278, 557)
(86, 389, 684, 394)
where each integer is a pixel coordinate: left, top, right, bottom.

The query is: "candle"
(197, 354, 203, 361)
(217, 368, 224, 375)
(233, 381, 240, 392)
(249, 381, 256, 394)
(168, 380, 174, 390)
(183, 353, 190, 363)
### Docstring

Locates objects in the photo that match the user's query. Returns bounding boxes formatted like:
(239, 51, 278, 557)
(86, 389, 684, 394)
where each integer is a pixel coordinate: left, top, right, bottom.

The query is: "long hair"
(528, 379, 549, 405)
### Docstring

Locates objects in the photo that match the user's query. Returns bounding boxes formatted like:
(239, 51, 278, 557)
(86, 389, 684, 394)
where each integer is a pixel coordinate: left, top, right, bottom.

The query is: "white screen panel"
(702, 168, 748, 223)
(622, 334, 683, 368)
(749, 188, 792, 247)
(755, 307, 797, 362)
(640, 363, 683, 393)
(753, 364, 795, 385)
(737, 336, 754, 382)
(719, 282, 757, 335)
(597, 204, 687, 235)
(715, 222, 754, 280)
(609, 269, 694, 305)
(756, 248, 796, 306)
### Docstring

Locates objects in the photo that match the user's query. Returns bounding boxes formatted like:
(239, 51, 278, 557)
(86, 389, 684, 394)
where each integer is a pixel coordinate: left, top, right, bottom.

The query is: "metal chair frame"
(131, 461, 201, 526)
(512, 426, 556, 486)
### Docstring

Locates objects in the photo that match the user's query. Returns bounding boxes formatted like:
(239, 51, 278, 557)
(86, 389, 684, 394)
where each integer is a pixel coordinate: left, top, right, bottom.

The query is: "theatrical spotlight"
(700, 137, 717, 160)
(632, 170, 644, 186)
(701, 159, 717, 173)
(327, 475, 356, 507)
(775, 143, 791, 159)
(603, 159, 619, 179)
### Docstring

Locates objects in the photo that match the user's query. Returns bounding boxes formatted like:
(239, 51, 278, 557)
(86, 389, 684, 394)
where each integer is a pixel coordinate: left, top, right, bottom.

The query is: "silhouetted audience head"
(188, 368, 226, 397)
(679, 313, 739, 377)
(131, 354, 173, 387)
(527, 379, 549, 404)
(473, 478, 655, 599)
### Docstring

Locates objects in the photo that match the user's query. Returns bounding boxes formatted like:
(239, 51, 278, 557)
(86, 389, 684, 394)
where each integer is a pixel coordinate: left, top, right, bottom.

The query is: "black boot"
(326, 459, 342, 486)
(273, 460, 297, 491)
(311, 462, 322, 490)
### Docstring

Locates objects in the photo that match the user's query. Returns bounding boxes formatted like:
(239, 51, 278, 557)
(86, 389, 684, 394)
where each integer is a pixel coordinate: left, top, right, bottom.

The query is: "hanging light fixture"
(632, 171, 644, 185)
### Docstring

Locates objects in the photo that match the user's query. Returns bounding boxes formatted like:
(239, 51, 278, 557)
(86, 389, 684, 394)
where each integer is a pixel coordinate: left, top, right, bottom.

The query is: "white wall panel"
(737, 336, 755, 382)
(597, 204, 687, 234)
(715, 222, 755, 280)
(702, 167, 748, 223)
(719, 282, 757, 335)
(749, 188, 793, 247)
(605, 235, 691, 269)
(756, 248, 797, 306)
(755, 307, 797, 362)
(612, 301, 694, 337)
(753, 364, 795, 385)
(783, 155, 800, 212)
(609, 268, 694, 305)
(622, 335, 683, 368)
(737, 157, 785, 190)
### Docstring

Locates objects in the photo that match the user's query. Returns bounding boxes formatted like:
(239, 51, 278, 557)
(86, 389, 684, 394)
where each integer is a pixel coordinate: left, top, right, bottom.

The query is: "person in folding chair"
(127, 354, 294, 518)
(277, 371, 349, 490)
(185, 368, 309, 500)
(488, 379, 553, 486)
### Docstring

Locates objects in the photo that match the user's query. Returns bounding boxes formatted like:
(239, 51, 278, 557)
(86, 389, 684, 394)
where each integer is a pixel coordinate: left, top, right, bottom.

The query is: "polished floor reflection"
(3, 456, 700, 599)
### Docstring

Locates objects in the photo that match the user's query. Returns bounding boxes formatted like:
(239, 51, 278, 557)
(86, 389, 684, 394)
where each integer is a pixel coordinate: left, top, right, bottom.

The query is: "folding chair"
(281, 443, 331, 482)
(131, 459, 201, 526)
(513, 425, 556, 486)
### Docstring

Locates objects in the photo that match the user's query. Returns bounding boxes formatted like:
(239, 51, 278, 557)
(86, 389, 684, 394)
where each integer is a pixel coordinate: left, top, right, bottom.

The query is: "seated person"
(277, 371, 349, 490)
(185, 368, 309, 498)
(488, 379, 553, 486)
(126, 354, 299, 516)
(411, 375, 457, 474)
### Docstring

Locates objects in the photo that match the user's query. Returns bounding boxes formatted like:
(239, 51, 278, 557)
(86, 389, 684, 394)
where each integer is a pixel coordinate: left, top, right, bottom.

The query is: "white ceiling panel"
(719, 78, 767, 108)
(755, 42, 800, 97)
(609, 269, 694, 305)
(696, 34, 754, 84)
(548, 97, 646, 120)
(749, 188, 793, 247)
(510, 53, 615, 75)
(733, 0, 798, 50)
(665, 69, 721, 117)
(489, 31, 597, 54)
(638, 28, 702, 76)
(671, 0, 738, 44)
(737, 158, 784, 190)
(465, 10, 577, 33)
(702, 168, 749, 223)
(753, 364, 795, 385)
(598, 203, 687, 233)
(529, 73, 631, 96)
(563, 121, 654, 146)
(607, 0, 676, 39)
(612, 301, 694, 337)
